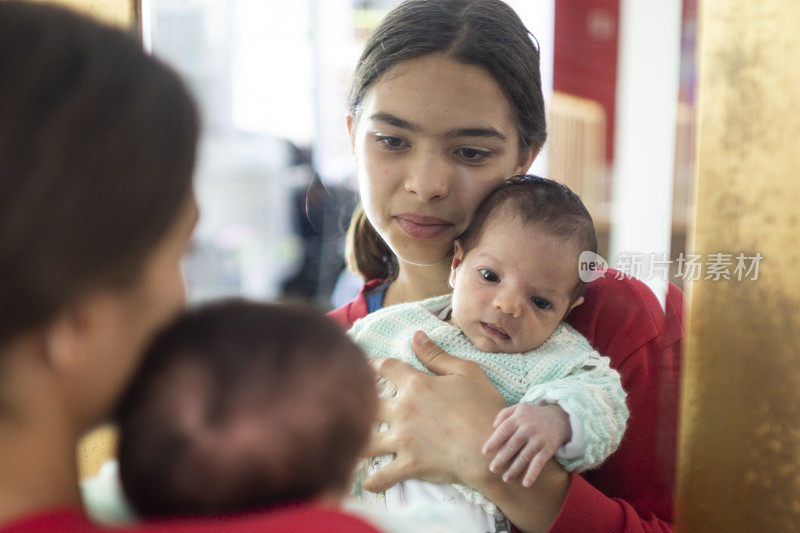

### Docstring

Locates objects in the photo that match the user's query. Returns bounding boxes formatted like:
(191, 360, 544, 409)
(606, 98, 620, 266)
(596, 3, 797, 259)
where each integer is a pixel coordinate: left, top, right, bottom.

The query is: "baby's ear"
(568, 296, 585, 312)
(449, 241, 464, 288)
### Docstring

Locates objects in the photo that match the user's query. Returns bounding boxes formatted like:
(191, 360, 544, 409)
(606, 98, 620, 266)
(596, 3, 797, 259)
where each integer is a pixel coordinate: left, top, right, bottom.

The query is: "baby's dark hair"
(115, 299, 376, 519)
(457, 175, 597, 301)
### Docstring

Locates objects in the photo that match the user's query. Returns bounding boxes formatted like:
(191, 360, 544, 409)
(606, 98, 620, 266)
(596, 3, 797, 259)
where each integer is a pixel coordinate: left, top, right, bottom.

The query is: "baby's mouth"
(481, 322, 511, 342)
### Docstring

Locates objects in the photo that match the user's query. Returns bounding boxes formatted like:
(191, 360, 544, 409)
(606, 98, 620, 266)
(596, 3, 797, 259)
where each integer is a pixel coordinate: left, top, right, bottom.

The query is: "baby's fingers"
(493, 404, 518, 427)
(501, 442, 538, 483)
(482, 417, 518, 455)
(521, 450, 552, 488)
(487, 430, 527, 474)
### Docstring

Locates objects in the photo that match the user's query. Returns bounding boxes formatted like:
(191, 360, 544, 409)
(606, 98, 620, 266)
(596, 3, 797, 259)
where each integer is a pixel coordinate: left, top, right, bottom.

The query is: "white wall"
(506, 0, 555, 176)
(610, 0, 683, 306)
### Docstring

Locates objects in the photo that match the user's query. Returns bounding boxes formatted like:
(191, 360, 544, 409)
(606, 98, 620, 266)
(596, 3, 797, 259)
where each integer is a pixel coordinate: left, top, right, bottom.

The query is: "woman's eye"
(531, 296, 551, 310)
(375, 135, 408, 150)
(455, 146, 491, 162)
(479, 269, 499, 282)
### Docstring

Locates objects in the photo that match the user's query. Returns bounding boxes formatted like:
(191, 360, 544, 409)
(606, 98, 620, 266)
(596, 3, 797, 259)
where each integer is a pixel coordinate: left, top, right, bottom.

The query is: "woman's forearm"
(468, 458, 570, 533)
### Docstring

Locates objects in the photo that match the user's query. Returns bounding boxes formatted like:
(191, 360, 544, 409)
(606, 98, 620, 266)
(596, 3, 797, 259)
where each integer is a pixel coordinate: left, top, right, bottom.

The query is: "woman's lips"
(394, 213, 453, 239)
(481, 322, 511, 342)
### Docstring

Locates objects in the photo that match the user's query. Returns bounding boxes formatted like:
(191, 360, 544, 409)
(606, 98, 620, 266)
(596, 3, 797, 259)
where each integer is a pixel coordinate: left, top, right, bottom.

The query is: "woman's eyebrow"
(443, 127, 506, 141)
(369, 112, 506, 141)
(369, 112, 419, 131)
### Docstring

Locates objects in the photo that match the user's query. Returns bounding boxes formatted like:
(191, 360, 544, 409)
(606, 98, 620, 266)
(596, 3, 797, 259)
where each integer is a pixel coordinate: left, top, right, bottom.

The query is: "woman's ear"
(449, 241, 464, 289)
(44, 293, 116, 374)
(346, 113, 357, 155)
(44, 309, 85, 373)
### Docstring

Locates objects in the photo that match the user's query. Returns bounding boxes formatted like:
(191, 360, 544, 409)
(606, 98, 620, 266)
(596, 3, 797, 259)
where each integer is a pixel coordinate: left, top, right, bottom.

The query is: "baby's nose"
(493, 293, 522, 318)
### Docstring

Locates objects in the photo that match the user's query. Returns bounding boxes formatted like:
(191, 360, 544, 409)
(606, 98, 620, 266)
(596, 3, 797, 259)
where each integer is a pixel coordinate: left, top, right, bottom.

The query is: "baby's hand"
(481, 403, 571, 487)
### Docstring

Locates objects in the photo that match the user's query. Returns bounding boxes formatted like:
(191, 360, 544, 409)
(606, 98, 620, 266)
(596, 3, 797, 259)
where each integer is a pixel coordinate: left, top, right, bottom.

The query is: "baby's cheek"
(448, 299, 467, 331)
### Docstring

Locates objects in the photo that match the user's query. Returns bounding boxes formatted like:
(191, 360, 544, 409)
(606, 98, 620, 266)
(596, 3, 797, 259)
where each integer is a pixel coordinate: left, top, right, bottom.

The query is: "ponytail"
(345, 204, 398, 282)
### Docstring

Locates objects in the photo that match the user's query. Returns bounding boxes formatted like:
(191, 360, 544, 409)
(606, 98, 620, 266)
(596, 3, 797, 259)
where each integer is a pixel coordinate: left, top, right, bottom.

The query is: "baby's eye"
(479, 268, 499, 282)
(531, 296, 551, 310)
(455, 146, 491, 162)
(375, 135, 408, 150)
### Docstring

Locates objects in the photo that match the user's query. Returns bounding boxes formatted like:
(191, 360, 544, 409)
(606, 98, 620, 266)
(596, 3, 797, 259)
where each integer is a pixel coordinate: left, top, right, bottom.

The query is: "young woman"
(0, 3, 377, 531)
(329, 1, 684, 531)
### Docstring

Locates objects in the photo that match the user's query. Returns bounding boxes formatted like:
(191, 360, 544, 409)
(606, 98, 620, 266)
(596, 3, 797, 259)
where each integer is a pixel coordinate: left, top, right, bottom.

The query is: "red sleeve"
(550, 269, 683, 532)
(549, 474, 672, 533)
(0, 505, 382, 533)
(0, 508, 100, 532)
(126, 505, 382, 533)
(327, 279, 379, 329)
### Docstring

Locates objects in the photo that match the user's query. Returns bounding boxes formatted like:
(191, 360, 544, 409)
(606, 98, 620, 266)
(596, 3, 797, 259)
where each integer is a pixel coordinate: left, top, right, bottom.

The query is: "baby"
(114, 299, 377, 519)
(83, 299, 482, 532)
(348, 176, 629, 532)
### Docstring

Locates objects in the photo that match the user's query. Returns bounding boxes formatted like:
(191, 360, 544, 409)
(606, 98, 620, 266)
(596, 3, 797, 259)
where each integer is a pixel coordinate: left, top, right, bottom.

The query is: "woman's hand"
(362, 331, 507, 492)
(362, 331, 571, 533)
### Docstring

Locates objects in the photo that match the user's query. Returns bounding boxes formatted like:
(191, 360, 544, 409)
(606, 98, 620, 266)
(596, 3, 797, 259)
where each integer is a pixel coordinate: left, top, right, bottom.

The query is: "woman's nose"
(493, 290, 523, 319)
(404, 150, 452, 201)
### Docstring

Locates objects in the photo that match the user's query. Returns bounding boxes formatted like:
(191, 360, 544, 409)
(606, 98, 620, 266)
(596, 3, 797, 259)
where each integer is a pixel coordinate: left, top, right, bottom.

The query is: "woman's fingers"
(364, 338, 506, 488)
(372, 396, 392, 424)
(362, 458, 411, 493)
(412, 330, 481, 377)
(482, 417, 517, 455)
(364, 426, 394, 458)
(370, 356, 427, 389)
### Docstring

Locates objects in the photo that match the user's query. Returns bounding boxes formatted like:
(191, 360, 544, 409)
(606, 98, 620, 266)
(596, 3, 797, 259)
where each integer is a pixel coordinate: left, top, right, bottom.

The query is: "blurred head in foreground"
(116, 299, 376, 519)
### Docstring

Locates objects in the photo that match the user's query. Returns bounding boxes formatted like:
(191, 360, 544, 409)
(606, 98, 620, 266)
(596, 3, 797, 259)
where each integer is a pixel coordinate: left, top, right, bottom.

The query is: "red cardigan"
(329, 269, 683, 533)
(0, 504, 381, 533)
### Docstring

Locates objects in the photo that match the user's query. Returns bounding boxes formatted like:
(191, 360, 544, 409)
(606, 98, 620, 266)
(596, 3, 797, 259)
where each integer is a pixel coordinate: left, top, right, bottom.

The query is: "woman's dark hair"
(459, 175, 598, 301)
(345, 204, 398, 282)
(346, 0, 546, 281)
(116, 299, 376, 518)
(0, 2, 199, 347)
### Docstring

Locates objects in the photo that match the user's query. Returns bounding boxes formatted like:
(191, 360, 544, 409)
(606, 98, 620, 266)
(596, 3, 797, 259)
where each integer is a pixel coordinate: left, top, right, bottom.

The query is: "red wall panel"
(554, 0, 620, 162)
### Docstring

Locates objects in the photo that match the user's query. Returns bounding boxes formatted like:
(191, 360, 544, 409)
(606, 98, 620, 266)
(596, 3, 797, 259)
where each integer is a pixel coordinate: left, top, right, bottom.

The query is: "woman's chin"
(388, 233, 454, 267)
(394, 246, 452, 268)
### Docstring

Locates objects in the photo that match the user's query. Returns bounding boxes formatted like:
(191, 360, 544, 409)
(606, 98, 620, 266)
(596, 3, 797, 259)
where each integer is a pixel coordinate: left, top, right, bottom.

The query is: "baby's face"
(449, 214, 584, 353)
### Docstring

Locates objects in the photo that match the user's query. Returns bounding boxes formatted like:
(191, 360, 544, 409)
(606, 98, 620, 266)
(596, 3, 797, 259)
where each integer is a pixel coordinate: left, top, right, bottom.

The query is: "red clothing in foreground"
(329, 269, 683, 533)
(0, 505, 381, 533)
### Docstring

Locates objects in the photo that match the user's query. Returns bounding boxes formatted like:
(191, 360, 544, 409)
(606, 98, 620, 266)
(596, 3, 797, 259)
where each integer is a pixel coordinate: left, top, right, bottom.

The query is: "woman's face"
(349, 53, 537, 267)
(76, 195, 198, 424)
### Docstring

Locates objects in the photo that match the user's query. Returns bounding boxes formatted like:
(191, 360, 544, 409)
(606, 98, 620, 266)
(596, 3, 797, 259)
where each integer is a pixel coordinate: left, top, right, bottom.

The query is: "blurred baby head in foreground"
(115, 299, 376, 519)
